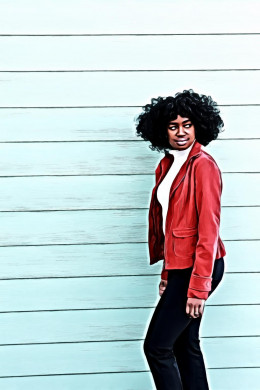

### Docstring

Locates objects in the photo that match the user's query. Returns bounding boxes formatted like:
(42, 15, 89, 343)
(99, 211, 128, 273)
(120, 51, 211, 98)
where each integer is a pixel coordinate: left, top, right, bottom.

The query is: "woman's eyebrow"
(169, 119, 191, 124)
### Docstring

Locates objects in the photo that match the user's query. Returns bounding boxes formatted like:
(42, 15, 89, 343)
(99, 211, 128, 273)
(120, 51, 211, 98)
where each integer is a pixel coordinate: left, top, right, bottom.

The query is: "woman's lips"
(175, 139, 188, 145)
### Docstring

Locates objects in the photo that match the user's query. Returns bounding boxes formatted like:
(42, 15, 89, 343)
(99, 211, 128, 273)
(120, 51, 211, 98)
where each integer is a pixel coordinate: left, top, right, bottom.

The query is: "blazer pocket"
(172, 227, 198, 257)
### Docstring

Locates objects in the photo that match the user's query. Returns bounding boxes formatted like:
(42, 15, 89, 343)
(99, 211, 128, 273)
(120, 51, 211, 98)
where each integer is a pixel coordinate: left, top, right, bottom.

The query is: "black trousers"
(143, 257, 225, 390)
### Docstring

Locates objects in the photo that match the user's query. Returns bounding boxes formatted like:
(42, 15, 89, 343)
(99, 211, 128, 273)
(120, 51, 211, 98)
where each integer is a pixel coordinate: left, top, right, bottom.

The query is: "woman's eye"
(169, 124, 192, 130)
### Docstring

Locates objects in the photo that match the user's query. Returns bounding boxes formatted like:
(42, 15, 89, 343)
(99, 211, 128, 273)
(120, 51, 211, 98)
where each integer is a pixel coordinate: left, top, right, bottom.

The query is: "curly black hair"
(134, 89, 225, 153)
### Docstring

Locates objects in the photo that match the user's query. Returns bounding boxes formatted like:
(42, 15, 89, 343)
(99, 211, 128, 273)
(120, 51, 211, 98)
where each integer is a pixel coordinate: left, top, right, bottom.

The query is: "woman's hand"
(186, 297, 205, 319)
(159, 279, 168, 296)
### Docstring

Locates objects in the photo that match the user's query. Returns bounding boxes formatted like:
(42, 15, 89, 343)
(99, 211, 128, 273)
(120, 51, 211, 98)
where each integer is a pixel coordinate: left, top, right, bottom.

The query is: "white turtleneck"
(157, 139, 196, 235)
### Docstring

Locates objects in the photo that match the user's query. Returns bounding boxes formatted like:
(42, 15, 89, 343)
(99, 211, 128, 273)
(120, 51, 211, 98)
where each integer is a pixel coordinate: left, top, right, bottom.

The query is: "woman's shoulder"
(193, 150, 223, 185)
(155, 153, 171, 173)
(155, 147, 222, 174)
(194, 149, 221, 172)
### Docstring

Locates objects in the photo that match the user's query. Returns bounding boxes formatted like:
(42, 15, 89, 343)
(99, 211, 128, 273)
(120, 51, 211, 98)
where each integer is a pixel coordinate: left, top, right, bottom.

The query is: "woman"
(135, 89, 226, 390)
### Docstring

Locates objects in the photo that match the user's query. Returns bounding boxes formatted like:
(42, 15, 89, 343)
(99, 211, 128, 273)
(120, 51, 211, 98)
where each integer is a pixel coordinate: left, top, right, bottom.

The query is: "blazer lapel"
(163, 140, 202, 200)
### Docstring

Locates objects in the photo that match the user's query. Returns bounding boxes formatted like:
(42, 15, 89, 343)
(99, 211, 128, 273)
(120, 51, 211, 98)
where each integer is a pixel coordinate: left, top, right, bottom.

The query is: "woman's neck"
(168, 139, 196, 158)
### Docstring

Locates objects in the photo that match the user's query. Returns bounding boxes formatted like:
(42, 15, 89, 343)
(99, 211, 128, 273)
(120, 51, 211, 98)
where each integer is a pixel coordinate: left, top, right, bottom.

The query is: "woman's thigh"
(144, 258, 225, 350)
(144, 268, 193, 348)
(208, 257, 225, 298)
(174, 257, 225, 352)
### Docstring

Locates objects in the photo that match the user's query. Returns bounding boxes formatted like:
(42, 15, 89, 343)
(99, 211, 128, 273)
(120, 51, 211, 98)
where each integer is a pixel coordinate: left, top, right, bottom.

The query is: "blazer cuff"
(161, 269, 168, 280)
(189, 274, 212, 291)
(187, 288, 209, 300)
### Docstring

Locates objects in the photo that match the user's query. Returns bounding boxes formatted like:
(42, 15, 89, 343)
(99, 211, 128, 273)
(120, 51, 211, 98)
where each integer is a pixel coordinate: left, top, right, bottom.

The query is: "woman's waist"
(167, 257, 225, 278)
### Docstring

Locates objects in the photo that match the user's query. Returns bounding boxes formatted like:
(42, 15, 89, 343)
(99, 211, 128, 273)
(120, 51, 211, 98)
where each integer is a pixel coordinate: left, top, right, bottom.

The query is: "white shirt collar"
(168, 139, 196, 159)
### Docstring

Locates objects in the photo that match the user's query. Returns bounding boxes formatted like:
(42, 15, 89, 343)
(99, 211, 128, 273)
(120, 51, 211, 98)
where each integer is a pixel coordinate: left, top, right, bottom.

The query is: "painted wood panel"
(0, 140, 259, 176)
(0, 0, 258, 34)
(0, 306, 257, 345)
(0, 337, 258, 376)
(0, 106, 259, 141)
(0, 71, 260, 107)
(0, 174, 258, 212)
(0, 207, 256, 246)
(0, 0, 258, 387)
(0, 273, 259, 312)
(0, 369, 258, 390)
(0, 240, 258, 280)
(0, 35, 259, 70)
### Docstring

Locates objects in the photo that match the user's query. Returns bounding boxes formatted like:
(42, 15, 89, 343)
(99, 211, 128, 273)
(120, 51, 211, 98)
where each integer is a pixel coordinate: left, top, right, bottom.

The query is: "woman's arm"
(159, 257, 168, 297)
(187, 157, 223, 300)
(161, 259, 168, 280)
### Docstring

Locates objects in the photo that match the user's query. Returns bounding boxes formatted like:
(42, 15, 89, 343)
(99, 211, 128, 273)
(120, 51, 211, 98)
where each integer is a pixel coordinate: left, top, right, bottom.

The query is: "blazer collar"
(159, 139, 202, 200)
(165, 139, 202, 162)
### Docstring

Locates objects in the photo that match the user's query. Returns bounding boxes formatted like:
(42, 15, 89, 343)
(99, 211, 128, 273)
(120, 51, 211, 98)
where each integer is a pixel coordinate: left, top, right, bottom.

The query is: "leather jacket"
(148, 139, 226, 300)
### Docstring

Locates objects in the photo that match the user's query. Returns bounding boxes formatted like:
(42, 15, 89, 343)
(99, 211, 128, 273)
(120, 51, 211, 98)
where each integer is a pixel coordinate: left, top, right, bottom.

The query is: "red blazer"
(148, 139, 226, 300)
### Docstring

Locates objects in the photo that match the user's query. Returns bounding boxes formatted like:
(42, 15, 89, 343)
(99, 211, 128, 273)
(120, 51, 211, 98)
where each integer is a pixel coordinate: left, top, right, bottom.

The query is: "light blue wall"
(0, 1, 259, 389)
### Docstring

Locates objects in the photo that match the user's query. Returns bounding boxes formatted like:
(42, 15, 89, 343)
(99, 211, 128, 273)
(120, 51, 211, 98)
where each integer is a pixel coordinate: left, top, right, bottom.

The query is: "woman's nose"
(177, 127, 186, 135)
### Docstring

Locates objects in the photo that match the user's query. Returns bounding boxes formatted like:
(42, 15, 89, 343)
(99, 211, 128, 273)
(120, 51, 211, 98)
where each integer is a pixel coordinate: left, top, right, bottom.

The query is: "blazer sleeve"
(187, 158, 223, 300)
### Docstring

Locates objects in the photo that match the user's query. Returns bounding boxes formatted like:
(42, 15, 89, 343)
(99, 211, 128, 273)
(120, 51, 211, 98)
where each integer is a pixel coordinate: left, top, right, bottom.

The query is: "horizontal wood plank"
(0, 71, 260, 107)
(0, 140, 259, 176)
(0, 173, 258, 212)
(0, 305, 257, 345)
(0, 0, 258, 34)
(0, 35, 259, 70)
(0, 368, 258, 390)
(0, 106, 259, 141)
(0, 273, 258, 311)
(0, 337, 258, 377)
(0, 207, 256, 246)
(0, 240, 258, 279)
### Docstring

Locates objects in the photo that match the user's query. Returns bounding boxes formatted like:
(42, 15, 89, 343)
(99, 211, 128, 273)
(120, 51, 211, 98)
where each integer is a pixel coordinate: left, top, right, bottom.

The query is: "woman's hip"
(166, 257, 225, 294)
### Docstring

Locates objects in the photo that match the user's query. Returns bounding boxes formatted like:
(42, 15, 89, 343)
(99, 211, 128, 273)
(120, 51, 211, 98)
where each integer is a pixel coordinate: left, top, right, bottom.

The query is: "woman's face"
(167, 115, 196, 150)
